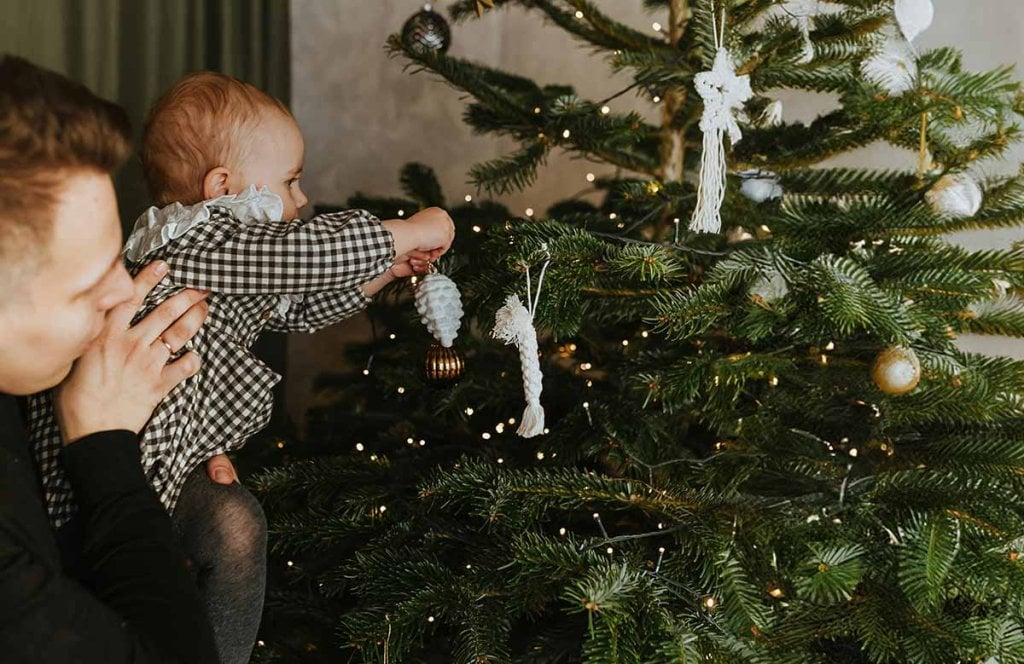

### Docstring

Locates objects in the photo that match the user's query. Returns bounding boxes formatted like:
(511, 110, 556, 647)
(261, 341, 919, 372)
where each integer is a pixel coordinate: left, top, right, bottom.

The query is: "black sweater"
(0, 394, 218, 663)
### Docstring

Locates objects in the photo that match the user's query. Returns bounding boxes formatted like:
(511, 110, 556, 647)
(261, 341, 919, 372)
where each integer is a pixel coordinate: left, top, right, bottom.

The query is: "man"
(0, 55, 219, 662)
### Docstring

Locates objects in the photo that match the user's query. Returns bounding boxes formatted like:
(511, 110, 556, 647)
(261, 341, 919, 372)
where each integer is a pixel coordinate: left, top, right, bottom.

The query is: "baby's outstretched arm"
(357, 207, 454, 298)
(263, 207, 455, 333)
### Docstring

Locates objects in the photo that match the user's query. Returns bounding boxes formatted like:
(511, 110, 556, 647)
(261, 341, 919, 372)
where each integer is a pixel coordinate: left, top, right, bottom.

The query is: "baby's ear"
(202, 167, 231, 200)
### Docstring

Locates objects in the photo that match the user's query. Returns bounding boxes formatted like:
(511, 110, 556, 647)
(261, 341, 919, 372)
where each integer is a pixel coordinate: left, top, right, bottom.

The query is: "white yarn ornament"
(895, 0, 933, 43)
(784, 0, 819, 64)
(414, 269, 464, 348)
(738, 170, 783, 203)
(861, 30, 917, 96)
(492, 258, 550, 438)
(925, 173, 983, 219)
(690, 9, 753, 235)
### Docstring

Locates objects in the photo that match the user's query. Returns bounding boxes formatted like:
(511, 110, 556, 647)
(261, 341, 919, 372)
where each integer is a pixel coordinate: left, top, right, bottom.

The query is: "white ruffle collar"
(124, 185, 284, 262)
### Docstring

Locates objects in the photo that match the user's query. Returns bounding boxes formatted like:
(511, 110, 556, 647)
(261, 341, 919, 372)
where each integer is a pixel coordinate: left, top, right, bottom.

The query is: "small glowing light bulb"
(536, 451, 545, 460)
(586, 173, 596, 182)
(600, 105, 610, 114)
(465, 407, 475, 416)
(562, 129, 571, 139)
(652, 95, 661, 103)
(472, 225, 481, 233)
(389, 333, 396, 340)
(652, 22, 662, 31)
(482, 432, 492, 440)
(574, 10, 583, 18)
(355, 443, 364, 451)
(397, 386, 406, 394)
(525, 208, 534, 216)
(464, 194, 473, 202)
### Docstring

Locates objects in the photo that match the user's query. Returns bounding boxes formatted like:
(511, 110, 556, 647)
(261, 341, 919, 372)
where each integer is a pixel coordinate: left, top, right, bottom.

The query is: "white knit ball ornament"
(925, 173, 983, 219)
(415, 271, 464, 348)
(739, 170, 783, 203)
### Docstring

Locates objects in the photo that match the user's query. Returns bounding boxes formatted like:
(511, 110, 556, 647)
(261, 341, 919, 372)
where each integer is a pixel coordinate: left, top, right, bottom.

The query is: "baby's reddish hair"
(141, 71, 290, 206)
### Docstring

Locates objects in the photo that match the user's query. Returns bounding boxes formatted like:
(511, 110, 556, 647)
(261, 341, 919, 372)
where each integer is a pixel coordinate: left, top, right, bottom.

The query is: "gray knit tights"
(172, 463, 267, 664)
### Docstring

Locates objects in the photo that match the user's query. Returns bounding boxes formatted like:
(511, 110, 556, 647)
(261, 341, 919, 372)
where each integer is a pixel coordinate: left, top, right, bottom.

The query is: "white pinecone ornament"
(415, 269, 463, 348)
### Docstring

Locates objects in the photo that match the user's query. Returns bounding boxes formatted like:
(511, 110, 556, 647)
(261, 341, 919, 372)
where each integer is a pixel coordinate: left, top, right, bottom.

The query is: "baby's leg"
(173, 462, 268, 664)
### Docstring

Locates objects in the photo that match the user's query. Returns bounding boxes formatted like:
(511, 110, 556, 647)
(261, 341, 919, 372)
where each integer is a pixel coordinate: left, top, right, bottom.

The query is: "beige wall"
(287, 0, 1024, 426)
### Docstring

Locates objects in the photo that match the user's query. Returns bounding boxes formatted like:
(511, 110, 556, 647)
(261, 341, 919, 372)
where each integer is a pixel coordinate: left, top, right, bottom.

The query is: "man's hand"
(55, 261, 210, 444)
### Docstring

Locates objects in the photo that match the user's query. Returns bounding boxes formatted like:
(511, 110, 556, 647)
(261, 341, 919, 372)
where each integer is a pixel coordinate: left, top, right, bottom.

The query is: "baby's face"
(232, 110, 308, 220)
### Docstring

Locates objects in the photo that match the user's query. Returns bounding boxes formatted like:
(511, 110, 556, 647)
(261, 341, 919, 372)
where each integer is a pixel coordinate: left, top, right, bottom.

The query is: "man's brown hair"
(141, 71, 290, 206)
(0, 55, 132, 277)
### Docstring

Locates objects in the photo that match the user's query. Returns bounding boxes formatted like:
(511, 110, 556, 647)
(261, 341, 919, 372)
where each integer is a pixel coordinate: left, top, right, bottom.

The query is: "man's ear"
(202, 167, 232, 200)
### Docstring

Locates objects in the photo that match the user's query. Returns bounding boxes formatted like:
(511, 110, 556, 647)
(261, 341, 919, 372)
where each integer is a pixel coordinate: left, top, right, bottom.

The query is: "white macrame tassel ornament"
(690, 9, 752, 234)
(415, 268, 464, 348)
(492, 259, 550, 438)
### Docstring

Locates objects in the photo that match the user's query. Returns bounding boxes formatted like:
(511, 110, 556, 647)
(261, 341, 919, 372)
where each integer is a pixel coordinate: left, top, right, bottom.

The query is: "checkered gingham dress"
(27, 186, 395, 527)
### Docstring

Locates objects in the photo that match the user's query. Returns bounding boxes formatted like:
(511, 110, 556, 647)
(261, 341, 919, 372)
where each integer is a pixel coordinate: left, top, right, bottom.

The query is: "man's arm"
(0, 430, 218, 663)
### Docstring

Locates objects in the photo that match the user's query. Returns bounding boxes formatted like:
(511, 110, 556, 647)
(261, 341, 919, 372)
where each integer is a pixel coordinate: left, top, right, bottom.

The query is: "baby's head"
(142, 71, 308, 220)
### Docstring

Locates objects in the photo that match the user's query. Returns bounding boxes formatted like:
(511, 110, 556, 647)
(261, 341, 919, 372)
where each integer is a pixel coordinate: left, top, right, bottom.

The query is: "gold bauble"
(425, 342, 465, 383)
(871, 346, 921, 396)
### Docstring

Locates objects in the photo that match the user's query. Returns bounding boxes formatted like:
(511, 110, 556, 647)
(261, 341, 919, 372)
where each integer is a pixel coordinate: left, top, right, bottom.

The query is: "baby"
(27, 72, 454, 663)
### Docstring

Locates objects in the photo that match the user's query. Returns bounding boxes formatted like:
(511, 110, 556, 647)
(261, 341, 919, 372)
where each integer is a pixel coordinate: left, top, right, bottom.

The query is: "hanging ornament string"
(492, 253, 550, 438)
(689, 4, 752, 234)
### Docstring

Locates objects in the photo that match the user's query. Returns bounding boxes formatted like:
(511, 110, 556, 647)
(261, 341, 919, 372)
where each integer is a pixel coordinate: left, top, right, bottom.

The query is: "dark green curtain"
(1, 0, 292, 420)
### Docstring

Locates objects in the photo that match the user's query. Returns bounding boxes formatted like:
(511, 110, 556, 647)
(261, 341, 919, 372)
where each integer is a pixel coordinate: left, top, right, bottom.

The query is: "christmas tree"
(253, 1, 1024, 661)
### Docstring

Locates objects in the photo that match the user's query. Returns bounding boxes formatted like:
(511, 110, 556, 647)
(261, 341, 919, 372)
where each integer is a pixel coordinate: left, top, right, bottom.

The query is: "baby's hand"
(389, 250, 434, 278)
(383, 207, 455, 258)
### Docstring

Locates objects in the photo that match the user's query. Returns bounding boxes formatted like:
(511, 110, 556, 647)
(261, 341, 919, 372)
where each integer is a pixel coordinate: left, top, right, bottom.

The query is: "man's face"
(0, 170, 134, 395)
(230, 110, 309, 221)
